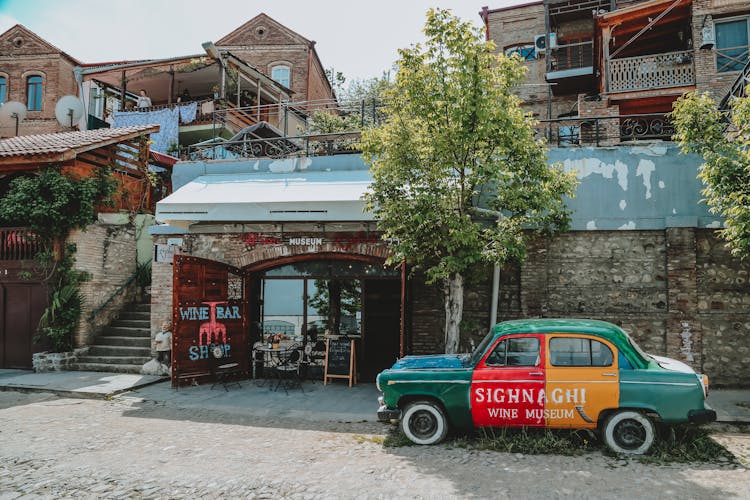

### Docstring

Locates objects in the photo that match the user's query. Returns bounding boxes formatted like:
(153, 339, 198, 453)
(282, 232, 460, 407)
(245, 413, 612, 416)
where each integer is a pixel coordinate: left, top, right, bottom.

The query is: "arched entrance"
(245, 255, 403, 382)
(171, 253, 405, 385)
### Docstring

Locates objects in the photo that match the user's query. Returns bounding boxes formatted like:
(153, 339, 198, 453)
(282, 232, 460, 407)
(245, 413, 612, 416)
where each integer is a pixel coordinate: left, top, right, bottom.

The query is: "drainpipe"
(472, 207, 504, 330)
(490, 264, 500, 328)
(481, 6, 490, 41)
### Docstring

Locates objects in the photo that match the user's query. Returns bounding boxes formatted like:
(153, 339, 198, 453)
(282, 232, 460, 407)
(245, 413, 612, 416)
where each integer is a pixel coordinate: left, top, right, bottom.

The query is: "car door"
(471, 334, 546, 428)
(545, 334, 619, 429)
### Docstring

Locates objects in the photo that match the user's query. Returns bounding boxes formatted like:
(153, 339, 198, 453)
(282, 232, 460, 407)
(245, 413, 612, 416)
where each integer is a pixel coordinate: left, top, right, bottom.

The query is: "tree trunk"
(443, 272, 464, 354)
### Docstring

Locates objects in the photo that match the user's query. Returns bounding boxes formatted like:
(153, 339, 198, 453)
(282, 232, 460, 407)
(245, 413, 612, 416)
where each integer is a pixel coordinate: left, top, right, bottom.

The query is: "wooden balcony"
(607, 50, 695, 93)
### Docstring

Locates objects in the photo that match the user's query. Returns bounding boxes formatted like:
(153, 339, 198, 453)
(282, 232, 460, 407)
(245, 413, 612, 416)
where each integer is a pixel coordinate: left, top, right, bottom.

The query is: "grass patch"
(468, 427, 596, 456)
(383, 427, 416, 448)
(632, 426, 736, 465)
(382, 424, 737, 465)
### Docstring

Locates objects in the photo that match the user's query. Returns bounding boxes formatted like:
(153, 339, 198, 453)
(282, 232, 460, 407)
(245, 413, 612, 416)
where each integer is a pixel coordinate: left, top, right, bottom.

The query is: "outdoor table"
(252, 343, 295, 381)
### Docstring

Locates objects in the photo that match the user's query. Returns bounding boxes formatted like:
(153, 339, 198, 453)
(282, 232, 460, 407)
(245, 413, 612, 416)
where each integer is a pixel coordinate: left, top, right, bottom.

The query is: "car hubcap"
(410, 410, 437, 439)
(613, 419, 646, 450)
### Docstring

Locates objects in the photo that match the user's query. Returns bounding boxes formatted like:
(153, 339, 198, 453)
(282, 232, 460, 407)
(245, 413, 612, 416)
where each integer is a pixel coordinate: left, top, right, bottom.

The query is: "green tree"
(671, 92, 750, 258)
(361, 9, 577, 353)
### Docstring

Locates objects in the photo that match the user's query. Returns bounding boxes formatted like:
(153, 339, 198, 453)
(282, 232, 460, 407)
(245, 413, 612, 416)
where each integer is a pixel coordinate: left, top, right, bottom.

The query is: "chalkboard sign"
(324, 338, 357, 386)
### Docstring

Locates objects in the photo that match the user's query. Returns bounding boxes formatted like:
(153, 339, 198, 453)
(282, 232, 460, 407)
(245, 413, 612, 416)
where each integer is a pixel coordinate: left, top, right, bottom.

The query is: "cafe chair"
(210, 346, 242, 391)
(274, 346, 304, 394)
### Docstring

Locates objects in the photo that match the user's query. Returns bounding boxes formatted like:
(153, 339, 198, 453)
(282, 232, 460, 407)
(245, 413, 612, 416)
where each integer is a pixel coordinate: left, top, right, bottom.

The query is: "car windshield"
(625, 332, 652, 362)
(468, 330, 495, 367)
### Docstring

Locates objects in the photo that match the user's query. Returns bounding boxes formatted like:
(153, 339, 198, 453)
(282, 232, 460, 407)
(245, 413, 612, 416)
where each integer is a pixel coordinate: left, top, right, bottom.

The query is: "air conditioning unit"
(534, 33, 557, 57)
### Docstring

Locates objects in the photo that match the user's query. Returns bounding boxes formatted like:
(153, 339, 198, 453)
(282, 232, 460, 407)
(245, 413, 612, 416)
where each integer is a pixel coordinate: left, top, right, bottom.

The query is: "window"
(505, 45, 536, 61)
(549, 337, 614, 367)
(0, 76, 6, 104)
(486, 337, 539, 366)
(271, 65, 291, 88)
(715, 17, 750, 72)
(26, 75, 43, 111)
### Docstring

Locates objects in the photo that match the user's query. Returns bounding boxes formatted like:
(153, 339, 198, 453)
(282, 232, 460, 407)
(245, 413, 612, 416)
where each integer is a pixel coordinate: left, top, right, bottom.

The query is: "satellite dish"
(0, 101, 28, 136)
(55, 95, 84, 128)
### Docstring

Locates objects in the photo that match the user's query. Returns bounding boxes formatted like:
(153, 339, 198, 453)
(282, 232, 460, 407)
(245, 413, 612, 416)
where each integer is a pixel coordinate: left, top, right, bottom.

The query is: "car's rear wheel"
(401, 401, 448, 445)
(602, 410, 655, 455)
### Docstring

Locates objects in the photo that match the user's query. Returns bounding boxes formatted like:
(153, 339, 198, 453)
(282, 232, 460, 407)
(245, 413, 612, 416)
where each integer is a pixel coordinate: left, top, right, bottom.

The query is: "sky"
(0, 0, 522, 82)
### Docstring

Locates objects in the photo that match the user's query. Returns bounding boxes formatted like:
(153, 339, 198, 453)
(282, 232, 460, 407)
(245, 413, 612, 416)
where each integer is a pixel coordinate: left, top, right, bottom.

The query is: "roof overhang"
(155, 170, 374, 229)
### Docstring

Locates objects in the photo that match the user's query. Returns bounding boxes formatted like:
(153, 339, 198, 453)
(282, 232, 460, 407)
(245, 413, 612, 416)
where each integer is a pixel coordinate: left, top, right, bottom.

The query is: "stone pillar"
(665, 227, 702, 369)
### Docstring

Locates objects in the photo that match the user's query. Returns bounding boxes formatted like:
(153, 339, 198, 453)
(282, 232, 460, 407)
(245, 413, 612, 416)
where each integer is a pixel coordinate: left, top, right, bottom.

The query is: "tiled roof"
(0, 125, 160, 160)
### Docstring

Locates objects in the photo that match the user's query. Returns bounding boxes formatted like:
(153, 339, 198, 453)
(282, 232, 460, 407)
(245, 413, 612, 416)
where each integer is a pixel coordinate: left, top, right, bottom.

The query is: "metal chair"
(273, 346, 304, 394)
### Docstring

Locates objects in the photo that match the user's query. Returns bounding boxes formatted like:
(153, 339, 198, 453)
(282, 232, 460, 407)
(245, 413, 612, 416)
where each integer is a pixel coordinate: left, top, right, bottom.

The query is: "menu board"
(324, 338, 357, 386)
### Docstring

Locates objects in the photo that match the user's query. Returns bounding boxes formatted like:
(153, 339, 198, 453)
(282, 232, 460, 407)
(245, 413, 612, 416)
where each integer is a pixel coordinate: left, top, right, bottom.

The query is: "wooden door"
(361, 279, 401, 382)
(172, 255, 249, 386)
(0, 282, 47, 369)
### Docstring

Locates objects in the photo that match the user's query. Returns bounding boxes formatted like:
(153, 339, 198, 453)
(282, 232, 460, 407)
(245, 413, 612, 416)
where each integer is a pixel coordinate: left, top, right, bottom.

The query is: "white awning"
(156, 170, 374, 228)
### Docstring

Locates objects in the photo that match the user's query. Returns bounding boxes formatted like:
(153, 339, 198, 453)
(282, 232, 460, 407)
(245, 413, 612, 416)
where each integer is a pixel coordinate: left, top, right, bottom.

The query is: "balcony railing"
(537, 113, 676, 147)
(549, 40, 594, 73)
(607, 50, 695, 93)
(0, 228, 42, 261)
(186, 131, 362, 161)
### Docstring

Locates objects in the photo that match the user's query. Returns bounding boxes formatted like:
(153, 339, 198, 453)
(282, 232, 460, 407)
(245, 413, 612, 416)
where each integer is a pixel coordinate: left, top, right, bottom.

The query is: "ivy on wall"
(0, 166, 118, 351)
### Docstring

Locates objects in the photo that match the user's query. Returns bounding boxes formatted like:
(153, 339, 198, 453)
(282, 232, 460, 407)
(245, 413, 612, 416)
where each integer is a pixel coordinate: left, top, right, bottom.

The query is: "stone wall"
(410, 228, 749, 387)
(69, 216, 138, 346)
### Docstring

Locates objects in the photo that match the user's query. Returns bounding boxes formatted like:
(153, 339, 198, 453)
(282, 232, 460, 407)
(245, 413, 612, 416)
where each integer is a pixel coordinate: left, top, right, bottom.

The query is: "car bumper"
(688, 408, 717, 425)
(377, 405, 402, 422)
(377, 396, 401, 422)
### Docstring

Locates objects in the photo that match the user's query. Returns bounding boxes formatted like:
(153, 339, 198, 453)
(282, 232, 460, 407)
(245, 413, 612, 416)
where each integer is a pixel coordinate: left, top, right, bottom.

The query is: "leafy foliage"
(36, 244, 88, 352)
(362, 9, 577, 282)
(0, 166, 117, 239)
(671, 92, 750, 258)
(0, 165, 117, 351)
(361, 9, 577, 351)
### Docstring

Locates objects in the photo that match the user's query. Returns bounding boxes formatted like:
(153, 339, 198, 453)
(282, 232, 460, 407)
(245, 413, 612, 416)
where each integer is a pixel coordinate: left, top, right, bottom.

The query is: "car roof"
(492, 318, 649, 368)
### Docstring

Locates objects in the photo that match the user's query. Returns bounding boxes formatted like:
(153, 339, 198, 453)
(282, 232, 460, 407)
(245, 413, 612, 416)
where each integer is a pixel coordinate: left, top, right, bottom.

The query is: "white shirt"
(155, 330, 171, 351)
(137, 96, 152, 108)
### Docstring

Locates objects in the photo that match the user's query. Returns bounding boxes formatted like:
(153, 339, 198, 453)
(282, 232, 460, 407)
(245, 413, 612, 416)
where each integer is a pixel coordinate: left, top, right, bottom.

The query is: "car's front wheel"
(401, 401, 448, 445)
(602, 410, 656, 454)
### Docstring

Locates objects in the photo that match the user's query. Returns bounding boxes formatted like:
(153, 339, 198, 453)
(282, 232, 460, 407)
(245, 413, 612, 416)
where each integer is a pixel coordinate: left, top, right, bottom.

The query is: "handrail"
(86, 264, 146, 323)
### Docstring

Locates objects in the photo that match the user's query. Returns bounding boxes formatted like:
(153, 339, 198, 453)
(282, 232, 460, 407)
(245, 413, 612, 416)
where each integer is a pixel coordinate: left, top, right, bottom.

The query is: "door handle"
(528, 371, 544, 376)
(602, 372, 617, 377)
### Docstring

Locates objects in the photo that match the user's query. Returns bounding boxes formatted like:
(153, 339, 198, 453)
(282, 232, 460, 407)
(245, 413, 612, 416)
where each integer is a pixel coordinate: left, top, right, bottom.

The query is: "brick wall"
(69, 220, 138, 346)
(154, 227, 750, 386)
(408, 228, 749, 386)
(0, 26, 79, 137)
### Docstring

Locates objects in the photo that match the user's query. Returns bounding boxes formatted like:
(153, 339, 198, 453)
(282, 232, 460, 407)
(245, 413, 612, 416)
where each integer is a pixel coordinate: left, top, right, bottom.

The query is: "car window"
(550, 337, 613, 367)
(486, 337, 539, 367)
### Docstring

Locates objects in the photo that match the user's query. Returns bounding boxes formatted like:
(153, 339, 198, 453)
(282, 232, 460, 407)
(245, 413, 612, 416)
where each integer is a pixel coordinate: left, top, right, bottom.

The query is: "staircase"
(76, 301, 152, 373)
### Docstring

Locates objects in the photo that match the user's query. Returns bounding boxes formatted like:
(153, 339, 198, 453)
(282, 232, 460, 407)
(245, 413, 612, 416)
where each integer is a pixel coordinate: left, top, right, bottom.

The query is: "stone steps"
(76, 301, 153, 374)
(75, 362, 149, 373)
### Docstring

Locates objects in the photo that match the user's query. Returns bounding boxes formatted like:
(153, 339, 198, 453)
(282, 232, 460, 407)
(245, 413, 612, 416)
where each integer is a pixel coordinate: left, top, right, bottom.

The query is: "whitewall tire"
(603, 410, 656, 455)
(401, 401, 448, 445)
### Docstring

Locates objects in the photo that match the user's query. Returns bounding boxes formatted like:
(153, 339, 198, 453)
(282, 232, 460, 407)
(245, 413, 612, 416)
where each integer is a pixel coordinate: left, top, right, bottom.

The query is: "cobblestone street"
(1, 391, 749, 499)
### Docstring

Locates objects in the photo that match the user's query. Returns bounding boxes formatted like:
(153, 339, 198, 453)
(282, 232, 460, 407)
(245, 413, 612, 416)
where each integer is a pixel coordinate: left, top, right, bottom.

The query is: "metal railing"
(186, 131, 362, 160)
(549, 40, 594, 73)
(537, 112, 676, 146)
(0, 228, 42, 261)
(607, 50, 695, 93)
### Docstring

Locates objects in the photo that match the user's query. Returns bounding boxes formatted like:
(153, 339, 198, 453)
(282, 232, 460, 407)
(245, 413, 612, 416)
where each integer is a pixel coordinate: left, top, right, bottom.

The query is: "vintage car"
(376, 319, 715, 454)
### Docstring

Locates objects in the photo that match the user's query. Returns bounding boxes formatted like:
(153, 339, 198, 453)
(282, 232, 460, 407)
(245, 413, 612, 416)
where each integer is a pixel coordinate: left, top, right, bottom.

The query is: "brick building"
(216, 13, 334, 107)
(482, 0, 750, 145)
(0, 126, 164, 369)
(0, 24, 80, 137)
